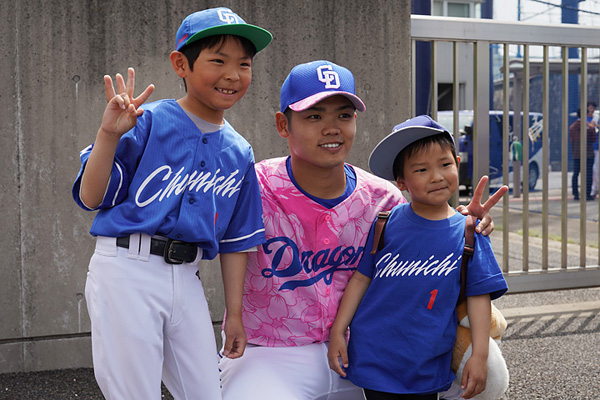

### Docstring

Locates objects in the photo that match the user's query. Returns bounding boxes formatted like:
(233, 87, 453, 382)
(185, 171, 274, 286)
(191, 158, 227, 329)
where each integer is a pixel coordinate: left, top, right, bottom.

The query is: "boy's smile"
(176, 36, 252, 124)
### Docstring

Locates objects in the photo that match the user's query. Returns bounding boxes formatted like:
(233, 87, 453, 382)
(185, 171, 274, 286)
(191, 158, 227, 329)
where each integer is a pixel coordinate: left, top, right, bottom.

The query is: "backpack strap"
(370, 211, 391, 255)
(458, 215, 477, 304)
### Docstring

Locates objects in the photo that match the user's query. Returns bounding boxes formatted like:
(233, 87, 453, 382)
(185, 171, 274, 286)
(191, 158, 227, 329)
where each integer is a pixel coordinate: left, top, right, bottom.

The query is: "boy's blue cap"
(280, 60, 366, 113)
(369, 115, 455, 180)
(175, 7, 273, 53)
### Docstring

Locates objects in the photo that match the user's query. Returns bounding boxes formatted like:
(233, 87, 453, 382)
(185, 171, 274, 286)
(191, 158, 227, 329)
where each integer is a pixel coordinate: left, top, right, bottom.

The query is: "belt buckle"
(164, 239, 185, 265)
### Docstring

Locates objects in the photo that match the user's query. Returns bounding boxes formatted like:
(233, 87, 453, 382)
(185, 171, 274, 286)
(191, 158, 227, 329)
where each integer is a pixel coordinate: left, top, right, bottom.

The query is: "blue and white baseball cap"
(175, 7, 272, 53)
(280, 60, 366, 113)
(369, 115, 455, 180)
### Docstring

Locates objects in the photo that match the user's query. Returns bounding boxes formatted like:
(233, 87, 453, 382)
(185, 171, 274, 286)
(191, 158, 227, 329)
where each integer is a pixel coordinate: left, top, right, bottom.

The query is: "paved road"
(1, 288, 598, 399)
(495, 288, 600, 400)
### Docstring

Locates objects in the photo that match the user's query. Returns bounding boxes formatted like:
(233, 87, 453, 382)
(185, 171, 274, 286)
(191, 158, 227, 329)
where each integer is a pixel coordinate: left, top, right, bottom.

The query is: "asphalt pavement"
(0, 287, 598, 399)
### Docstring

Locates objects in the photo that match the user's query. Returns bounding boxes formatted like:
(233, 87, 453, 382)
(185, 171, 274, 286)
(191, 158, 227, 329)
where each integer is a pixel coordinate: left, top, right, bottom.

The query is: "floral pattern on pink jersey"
(242, 158, 405, 347)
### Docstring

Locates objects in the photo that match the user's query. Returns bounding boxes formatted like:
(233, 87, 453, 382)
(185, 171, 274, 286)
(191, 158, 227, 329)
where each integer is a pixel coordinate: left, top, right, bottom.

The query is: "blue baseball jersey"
(346, 204, 507, 394)
(73, 99, 266, 259)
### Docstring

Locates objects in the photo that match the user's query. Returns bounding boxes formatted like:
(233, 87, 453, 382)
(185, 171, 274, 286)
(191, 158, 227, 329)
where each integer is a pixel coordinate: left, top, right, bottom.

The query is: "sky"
(492, 0, 600, 58)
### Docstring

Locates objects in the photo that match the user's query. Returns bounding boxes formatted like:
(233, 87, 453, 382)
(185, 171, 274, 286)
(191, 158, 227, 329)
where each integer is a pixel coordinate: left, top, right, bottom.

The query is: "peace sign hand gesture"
(100, 67, 155, 138)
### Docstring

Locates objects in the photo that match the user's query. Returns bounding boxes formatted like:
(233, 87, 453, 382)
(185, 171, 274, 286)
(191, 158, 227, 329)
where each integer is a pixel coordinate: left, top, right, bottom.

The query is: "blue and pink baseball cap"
(175, 7, 272, 53)
(280, 60, 366, 113)
(369, 115, 455, 180)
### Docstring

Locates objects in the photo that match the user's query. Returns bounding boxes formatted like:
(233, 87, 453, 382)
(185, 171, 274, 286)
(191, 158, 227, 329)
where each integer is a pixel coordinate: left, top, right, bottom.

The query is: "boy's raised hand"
(458, 176, 509, 236)
(101, 67, 155, 137)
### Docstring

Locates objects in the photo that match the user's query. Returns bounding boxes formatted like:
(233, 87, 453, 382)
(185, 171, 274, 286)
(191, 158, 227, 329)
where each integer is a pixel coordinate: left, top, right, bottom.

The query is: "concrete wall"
(0, 0, 411, 373)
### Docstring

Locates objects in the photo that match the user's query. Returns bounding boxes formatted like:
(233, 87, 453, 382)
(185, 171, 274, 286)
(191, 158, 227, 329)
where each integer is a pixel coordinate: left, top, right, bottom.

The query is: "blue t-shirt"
(346, 203, 507, 394)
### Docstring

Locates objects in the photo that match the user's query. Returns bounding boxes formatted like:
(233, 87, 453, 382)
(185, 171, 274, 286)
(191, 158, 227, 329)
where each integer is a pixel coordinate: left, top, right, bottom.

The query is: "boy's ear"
(275, 111, 290, 139)
(396, 177, 408, 191)
(170, 51, 188, 78)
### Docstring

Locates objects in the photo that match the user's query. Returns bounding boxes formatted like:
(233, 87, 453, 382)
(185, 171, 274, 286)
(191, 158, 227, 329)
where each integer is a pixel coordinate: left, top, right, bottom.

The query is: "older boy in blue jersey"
(72, 7, 271, 399)
(328, 115, 508, 400)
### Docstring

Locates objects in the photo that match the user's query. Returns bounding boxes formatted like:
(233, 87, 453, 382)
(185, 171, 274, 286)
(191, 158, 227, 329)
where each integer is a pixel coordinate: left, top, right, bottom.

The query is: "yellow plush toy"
(446, 302, 509, 400)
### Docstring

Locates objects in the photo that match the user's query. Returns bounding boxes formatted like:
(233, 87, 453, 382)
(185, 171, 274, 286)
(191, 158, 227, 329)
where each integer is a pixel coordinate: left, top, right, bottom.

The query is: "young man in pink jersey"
(218, 60, 505, 400)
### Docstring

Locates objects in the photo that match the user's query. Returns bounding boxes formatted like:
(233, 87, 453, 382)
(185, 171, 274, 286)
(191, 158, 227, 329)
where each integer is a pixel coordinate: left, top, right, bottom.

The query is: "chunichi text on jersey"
(374, 252, 461, 280)
(135, 165, 243, 207)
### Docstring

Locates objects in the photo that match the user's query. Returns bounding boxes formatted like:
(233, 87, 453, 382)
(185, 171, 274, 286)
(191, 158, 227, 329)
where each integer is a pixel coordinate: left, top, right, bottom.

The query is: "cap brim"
(289, 91, 366, 112)
(179, 23, 273, 53)
(368, 126, 447, 181)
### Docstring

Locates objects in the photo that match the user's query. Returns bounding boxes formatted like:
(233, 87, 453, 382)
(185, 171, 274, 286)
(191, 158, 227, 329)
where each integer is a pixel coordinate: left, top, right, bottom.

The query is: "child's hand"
(100, 68, 155, 138)
(327, 333, 349, 377)
(461, 354, 487, 399)
(222, 315, 247, 359)
(457, 175, 508, 236)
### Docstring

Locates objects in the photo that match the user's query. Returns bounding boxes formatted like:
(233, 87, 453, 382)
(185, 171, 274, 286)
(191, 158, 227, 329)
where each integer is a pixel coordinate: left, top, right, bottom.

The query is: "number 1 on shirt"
(427, 289, 438, 310)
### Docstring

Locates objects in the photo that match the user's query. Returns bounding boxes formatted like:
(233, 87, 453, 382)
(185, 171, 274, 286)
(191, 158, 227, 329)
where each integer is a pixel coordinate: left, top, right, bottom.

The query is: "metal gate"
(411, 15, 600, 292)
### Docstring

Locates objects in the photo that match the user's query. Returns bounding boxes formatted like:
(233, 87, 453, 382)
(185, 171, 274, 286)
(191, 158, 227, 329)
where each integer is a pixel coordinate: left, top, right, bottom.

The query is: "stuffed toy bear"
(444, 302, 509, 400)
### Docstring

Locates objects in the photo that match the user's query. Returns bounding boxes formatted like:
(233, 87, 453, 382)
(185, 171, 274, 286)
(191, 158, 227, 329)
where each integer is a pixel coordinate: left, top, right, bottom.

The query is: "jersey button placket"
(316, 212, 335, 339)
(319, 213, 334, 246)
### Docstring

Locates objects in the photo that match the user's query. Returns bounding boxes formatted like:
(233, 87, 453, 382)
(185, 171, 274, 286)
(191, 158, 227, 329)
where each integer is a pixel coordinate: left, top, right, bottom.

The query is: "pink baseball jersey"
(241, 157, 406, 346)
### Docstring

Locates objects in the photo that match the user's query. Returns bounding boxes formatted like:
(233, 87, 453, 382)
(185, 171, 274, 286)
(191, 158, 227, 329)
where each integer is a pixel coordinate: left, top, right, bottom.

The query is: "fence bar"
(451, 42, 460, 208)
(473, 40, 490, 200)
(411, 40, 416, 118)
(502, 43, 510, 274)
(411, 15, 600, 47)
(542, 45, 550, 270)
(561, 47, 569, 270)
(431, 41, 438, 120)
(580, 48, 587, 267)
(522, 45, 530, 272)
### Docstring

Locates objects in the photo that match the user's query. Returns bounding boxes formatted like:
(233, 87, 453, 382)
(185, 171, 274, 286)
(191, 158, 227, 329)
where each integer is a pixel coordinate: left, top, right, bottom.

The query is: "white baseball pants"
(219, 340, 365, 400)
(85, 234, 221, 400)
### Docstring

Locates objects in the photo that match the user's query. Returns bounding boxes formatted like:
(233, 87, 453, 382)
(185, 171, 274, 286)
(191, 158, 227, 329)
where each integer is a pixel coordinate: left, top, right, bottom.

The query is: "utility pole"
(411, 1, 432, 116)
(562, 0, 584, 121)
(517, 0, 521, 57)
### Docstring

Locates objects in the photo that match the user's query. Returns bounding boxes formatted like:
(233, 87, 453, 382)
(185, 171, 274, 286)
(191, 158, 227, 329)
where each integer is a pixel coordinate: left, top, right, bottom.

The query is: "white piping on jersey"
(220, 228, 265, 243)
(111, 163, 124, 207)
(79, 145, 92, 156)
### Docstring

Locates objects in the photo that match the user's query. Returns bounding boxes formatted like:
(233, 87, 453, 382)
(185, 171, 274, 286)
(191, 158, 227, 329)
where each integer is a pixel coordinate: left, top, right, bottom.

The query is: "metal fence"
(411, 15, 600, 293)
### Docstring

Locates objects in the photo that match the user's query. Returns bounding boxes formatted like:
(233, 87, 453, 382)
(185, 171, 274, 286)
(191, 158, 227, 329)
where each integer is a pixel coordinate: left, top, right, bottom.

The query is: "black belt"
(116, 236, 198, 264)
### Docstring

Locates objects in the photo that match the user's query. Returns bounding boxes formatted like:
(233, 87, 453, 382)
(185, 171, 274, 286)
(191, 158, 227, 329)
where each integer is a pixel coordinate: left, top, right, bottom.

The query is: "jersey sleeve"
(72, 144, 131, 210)
(217, 158, 266, 254)
(465, 231, 508, 300)
(72, 114, 151, 211)
(355, 219, 379, 278)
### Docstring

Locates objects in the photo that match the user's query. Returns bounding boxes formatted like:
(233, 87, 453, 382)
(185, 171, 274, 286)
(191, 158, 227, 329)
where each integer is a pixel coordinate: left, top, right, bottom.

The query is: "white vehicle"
(437, 110, 546, 192)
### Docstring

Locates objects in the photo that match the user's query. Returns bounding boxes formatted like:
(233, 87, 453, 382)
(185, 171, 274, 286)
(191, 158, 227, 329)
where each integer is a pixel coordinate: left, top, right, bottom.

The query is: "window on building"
(432, 1, 482, 18)
(448, 3, 470, 17)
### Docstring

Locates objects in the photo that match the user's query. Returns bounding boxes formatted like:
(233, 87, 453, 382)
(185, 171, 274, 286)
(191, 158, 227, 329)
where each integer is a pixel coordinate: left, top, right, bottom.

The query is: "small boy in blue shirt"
(72, 7, 271, 399)
(327, 115, 508, 400)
